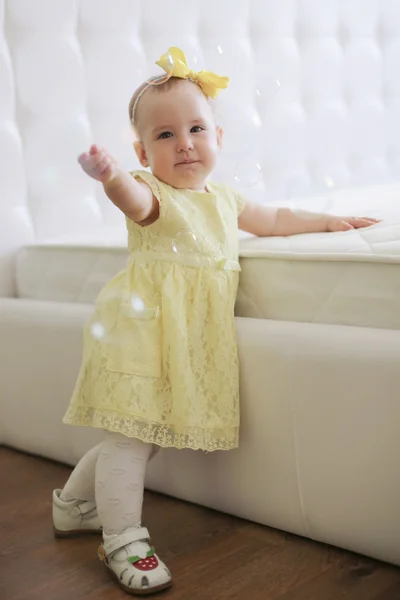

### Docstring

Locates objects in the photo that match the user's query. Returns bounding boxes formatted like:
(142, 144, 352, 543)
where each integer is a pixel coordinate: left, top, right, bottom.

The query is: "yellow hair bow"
(155, 47, 230, 100)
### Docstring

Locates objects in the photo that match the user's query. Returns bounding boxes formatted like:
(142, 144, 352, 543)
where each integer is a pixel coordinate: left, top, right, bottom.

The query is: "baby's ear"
(133, 141, 149, 167)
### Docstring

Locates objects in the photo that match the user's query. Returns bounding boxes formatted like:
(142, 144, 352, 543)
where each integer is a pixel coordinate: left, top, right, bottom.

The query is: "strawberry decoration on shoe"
(128, 547, 159, 571)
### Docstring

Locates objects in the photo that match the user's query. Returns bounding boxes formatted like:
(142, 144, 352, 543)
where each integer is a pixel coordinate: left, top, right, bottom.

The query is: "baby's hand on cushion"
(78, 144, 119, 183)
(327, 216, 381, 232)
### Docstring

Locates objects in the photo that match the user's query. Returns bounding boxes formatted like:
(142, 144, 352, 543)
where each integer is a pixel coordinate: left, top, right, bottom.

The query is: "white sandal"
(98, 526, 172, 596)
(52, 489, 102, 537)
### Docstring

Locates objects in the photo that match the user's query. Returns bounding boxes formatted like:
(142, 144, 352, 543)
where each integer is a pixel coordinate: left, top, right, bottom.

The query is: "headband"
(131, 46, 229, 124)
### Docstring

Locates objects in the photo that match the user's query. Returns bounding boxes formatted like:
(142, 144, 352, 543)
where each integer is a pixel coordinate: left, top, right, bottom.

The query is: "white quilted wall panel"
(1, 0, 400, 295)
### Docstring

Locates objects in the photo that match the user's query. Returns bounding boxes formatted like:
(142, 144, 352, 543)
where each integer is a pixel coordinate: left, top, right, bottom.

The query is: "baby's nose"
(177, 135, 193, 152)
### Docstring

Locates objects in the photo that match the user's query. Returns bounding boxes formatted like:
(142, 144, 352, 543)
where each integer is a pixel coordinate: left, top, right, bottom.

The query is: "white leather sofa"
(1, 0, 400, 567)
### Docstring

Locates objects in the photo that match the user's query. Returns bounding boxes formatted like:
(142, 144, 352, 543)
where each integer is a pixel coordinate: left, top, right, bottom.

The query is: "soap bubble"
(172, 230, 197, 254)
(90, 322, 106, 340)
(255, 79, 281, 101)
(323, 175, 335, 189)
(131, 295, 145, 313)
(252, 113, 263, 128)
(147, 52, 174, 86)
(313, 172, 341, 195)
(234, 160, 262, 187)
(318, 174, 338, 193)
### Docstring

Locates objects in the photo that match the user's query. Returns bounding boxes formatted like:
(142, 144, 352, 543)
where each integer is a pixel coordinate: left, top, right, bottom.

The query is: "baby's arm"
(78, 144, 157, 223)
(238, 201, 379, 236)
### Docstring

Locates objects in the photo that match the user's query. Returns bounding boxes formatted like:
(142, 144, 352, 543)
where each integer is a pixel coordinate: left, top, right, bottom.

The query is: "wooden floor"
(1, 447, 399, 600)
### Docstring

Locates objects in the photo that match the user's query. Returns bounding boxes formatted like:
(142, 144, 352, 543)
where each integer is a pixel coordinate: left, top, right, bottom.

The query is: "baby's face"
(134, 81, 222, 190)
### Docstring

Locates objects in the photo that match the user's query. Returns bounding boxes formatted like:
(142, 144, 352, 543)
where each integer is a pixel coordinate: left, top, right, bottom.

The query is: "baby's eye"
(158, 131, 173, 139)
(191, 125, 204, 133)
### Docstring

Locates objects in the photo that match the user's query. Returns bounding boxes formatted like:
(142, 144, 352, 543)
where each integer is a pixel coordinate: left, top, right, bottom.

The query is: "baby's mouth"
(176, 159, 198, 165)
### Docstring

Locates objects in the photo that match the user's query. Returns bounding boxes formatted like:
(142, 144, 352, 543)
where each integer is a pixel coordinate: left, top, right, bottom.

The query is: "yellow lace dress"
(63, 170, 245, 451)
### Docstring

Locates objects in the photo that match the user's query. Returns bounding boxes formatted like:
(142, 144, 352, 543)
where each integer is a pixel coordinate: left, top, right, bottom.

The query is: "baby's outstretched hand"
(78, 144, 118, 184)
(327, 215, 381, 232)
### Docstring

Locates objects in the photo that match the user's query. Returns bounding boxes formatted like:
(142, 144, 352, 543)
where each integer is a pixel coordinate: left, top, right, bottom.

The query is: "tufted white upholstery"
(1, 0, 400, 296)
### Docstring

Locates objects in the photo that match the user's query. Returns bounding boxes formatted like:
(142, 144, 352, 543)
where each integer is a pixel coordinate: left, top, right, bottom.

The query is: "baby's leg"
(52, 437, 159, 538)
(61, 443, 101, 501)
(96, 431, 172, 594)
(95, 431, 151, 534)
(53, 443, 102, 536)
(59, 439, 158, 505)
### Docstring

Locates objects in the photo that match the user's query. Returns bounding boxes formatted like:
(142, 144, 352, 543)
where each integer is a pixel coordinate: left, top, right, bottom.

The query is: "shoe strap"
(103, 527, 150, 556)
(71, 500, 97, 517)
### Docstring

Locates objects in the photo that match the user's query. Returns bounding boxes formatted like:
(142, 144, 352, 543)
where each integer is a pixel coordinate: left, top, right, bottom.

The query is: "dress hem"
(62, 411, 239, 453)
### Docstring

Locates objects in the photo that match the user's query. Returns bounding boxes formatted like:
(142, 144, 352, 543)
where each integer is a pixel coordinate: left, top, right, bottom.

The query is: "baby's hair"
(128, 76, 217, 136)
(129, 77, 184, 134)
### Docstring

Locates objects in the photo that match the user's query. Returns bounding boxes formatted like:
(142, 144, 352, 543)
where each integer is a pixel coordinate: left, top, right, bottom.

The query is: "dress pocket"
(106, 303, 162, 378)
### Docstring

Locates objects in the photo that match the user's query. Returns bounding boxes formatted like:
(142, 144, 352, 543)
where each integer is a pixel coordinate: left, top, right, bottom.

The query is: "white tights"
(61, 432, 153, 535)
